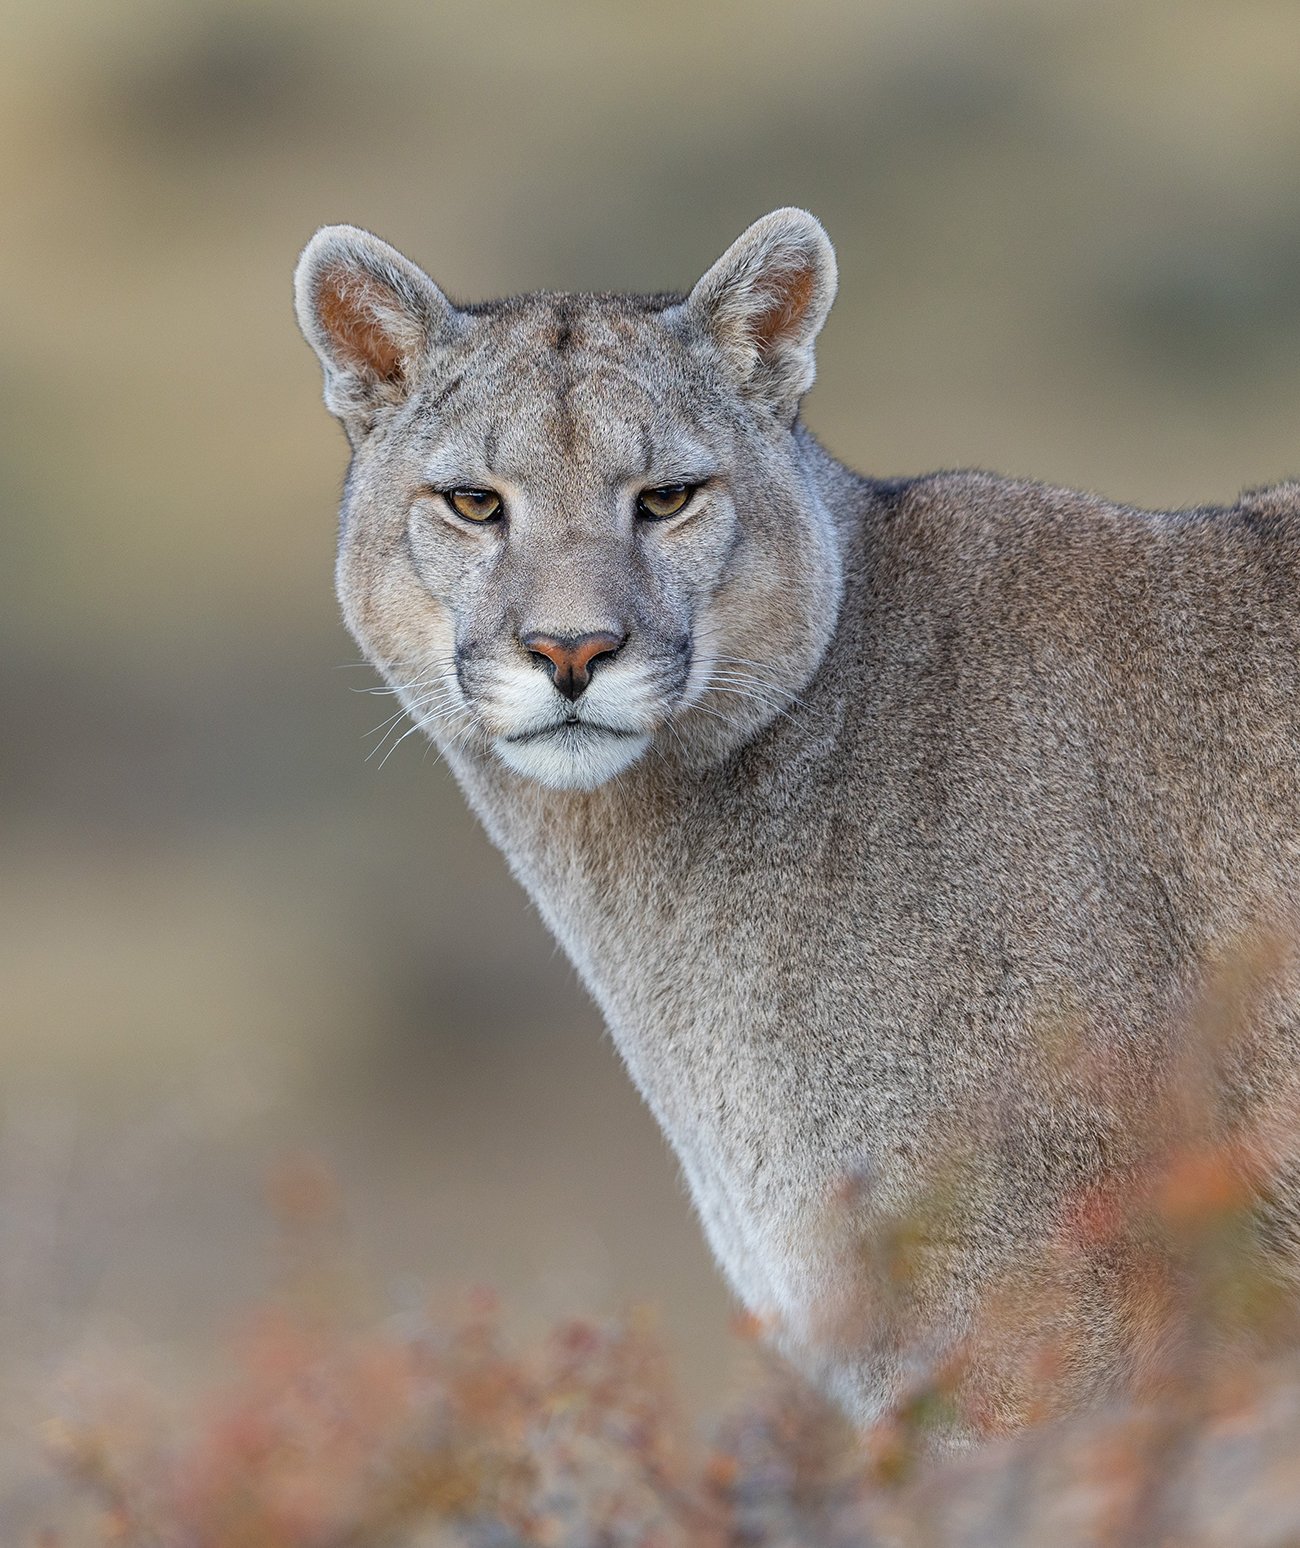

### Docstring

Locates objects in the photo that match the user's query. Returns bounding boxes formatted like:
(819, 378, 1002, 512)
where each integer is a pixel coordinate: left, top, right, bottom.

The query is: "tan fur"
(294, 210, 1300, 1442)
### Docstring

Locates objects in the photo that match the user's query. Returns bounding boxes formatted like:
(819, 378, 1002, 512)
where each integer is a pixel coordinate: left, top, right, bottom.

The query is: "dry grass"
(36, 941, 1300, 1548)
(36, 1227, 1300, 1548)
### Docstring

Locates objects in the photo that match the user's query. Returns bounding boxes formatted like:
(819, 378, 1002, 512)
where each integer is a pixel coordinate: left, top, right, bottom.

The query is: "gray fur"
(294, 211, 1300, 1440)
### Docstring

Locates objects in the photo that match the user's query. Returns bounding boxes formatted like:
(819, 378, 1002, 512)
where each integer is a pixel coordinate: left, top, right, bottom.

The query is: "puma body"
(295, 211, 1300, 1436)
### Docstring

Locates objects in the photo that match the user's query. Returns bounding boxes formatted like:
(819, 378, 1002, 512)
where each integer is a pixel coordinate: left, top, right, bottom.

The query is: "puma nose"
(521, 630, 627, 701)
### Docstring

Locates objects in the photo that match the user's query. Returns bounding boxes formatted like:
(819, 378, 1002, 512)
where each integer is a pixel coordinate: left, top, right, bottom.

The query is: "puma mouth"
(503, 720, 642, 744)
(491, 718, 654, 789)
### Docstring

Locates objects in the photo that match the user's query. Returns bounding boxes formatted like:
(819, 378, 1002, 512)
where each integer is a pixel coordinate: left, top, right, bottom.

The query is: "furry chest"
(588, 950, 877, 1337)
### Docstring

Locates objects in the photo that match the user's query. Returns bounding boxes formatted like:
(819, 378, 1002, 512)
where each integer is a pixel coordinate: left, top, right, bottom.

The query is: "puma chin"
(493, 720, 652, 790)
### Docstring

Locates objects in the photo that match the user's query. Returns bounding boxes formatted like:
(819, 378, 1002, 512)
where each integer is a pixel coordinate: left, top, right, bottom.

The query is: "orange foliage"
(40, 937, 1300, 1545)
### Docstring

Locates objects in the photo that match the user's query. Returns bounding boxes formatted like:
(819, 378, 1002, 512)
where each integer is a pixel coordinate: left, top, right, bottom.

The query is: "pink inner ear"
(317, 265, 405, 382)
(749, 265, 816, 357)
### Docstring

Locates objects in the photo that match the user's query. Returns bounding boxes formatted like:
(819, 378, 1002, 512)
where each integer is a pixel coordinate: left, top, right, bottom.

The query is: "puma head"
(294, 210, 842, 791)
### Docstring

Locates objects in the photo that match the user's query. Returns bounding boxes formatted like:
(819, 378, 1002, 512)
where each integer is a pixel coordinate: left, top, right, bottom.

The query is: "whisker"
(365, 692, 463, 761)
(362, 684, 457, 731)
(713, 698, 795, 723)
(706, 654, 782, 671)
(362, 691, 459, 743)
(658, 717, 691, 765)
(706, 664, 802, 694)
(375, 718, 429, 769)
(360, 687, 452, 733)
(684, 700, 739, 726)
(706, 669, 790, 694)
(350, 669, 453, 697)
(363, 707, 411, 739)
(706, 672, 804, 711)
(704, 678, 798, 718)
(373, 697, 467, 770)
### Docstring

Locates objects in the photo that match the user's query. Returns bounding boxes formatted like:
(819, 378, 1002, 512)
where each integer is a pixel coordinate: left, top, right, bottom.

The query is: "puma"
(295, 209, 1300, 1440)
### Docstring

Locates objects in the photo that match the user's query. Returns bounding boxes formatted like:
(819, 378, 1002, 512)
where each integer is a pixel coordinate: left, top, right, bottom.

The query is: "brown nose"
(521, 630, 627, 701)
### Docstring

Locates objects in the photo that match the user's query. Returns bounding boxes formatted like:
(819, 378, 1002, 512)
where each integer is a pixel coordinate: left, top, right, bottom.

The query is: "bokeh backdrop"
(4, 0, 1300, 1526)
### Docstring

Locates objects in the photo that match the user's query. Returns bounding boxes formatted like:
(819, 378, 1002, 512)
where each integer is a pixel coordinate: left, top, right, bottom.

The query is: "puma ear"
(677, 208, 837, 419)
(294, 225, 461, 434)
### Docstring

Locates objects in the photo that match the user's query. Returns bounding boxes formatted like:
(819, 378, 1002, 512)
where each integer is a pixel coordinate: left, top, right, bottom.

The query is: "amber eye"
(636, 483, 695, 520)
(444, 488, 503, 523)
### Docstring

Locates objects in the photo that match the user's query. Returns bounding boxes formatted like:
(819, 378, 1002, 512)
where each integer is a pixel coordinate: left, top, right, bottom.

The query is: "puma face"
(295, 211, 842, 790)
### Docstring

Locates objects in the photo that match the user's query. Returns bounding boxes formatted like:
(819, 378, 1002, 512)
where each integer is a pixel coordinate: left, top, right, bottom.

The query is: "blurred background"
(3, 0, 1300, 1525)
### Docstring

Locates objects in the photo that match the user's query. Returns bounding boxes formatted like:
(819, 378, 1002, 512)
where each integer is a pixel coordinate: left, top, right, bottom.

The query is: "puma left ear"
(294, 224, 462, 437)
(677, 208, 837, 419)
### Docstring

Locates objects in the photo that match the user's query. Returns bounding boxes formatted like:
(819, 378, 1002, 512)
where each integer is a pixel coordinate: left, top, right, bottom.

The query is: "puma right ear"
(676, 208, 837, 420)
(294, 225, 462, 435)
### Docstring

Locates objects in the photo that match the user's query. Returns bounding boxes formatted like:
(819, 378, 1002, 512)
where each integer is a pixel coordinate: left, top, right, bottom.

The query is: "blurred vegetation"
(3, 0, 1300, 1539)
(39, 964, 1300, 1545)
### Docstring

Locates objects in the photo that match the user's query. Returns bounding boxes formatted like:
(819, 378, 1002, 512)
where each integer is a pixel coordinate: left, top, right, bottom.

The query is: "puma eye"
(444, 488, 503, 523)
(636, 483, 696, 520)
